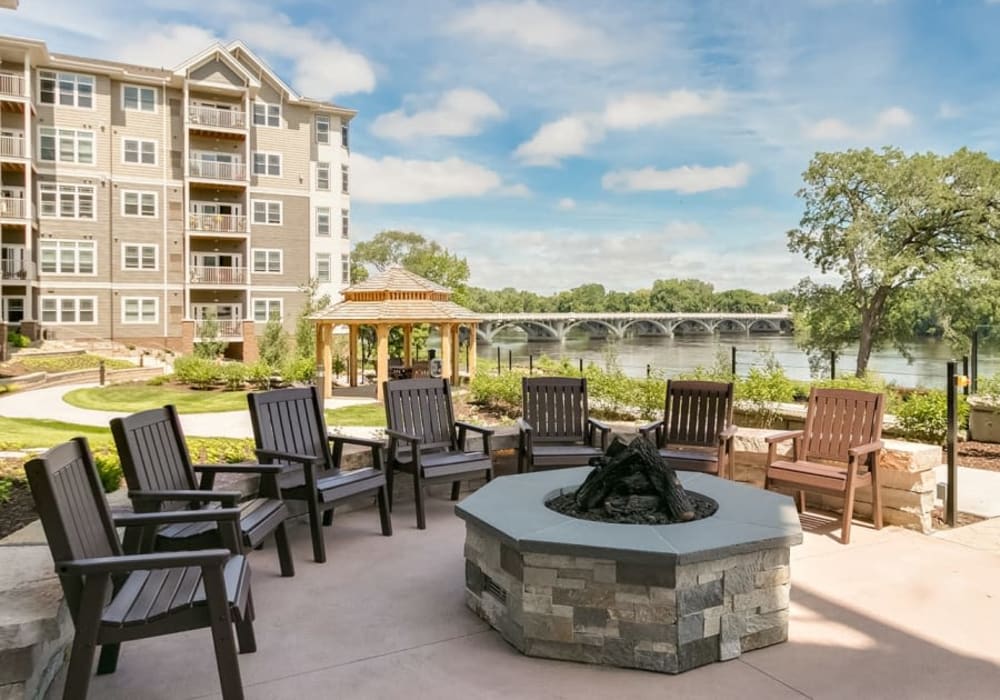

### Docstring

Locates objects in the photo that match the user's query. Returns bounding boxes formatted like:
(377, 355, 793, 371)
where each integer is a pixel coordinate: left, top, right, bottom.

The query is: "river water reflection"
(477, 333, 1000, 389)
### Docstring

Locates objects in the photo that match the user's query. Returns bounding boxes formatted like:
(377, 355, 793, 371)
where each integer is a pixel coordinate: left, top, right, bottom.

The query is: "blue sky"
(5, 0, 1000, 294)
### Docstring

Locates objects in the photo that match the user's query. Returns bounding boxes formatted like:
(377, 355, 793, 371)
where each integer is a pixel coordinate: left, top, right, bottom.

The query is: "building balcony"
(195, 318, 242, 339)
(187, 213, 248, 234)
(0, 72, 26, 99)
(0, 134, 25, 159)
(0, 257, 33, 281)
(188, 159, 247, 183)
(0, 197, 27, 219)
(189, 265, 247, 286)
(188, 105, 247, 131)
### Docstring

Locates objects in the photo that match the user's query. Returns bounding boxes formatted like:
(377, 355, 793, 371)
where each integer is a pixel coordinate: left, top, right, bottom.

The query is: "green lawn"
(63, 384, 249, 414)
(325, 403, 386, 428)
(0, 416, 112, 451)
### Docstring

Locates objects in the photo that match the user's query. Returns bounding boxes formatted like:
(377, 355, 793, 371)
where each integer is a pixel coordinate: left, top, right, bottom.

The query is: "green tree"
(713, 289, 778, 313)
(295, 278, 332, 360)
(258, 312, 289, 368)
(352, 230, 471, 301)
(194, 312, 226, 359)
(789, 147, 1000, 375)
(649, 278, 714, 312)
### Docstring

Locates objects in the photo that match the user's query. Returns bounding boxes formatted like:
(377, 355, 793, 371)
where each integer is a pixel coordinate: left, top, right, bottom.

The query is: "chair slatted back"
(664, 380, 734, 448)
(383, 378, 456, 452)
(24, 438, 122, 617)
(522, 377, 589, 443)
(110, 406, 197, 510)
(802, 388, 885, 463)
(247, 386, 335, 474)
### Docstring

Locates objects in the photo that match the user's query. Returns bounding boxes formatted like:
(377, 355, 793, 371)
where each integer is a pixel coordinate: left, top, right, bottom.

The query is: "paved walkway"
(0, 383, 378, 439)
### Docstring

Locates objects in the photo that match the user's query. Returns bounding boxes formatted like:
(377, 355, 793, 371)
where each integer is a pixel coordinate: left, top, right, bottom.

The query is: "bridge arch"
(619, 319, 671, 337)
(748, 319, 783, 333)
(669, 319, 715, 334)
(563, 319, 622, 340)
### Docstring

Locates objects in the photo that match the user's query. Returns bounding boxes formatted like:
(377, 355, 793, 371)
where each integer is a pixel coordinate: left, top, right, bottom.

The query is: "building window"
(40, 296, 96, 324)
(316, 115, 330, 144)
(316, 207, 330, 237)
(341, 254, 350, 284)
(317, 162, 330, 190)
(122, 85, 157, 112)
(39, 183, 95, 219)
(122, 243, 157, 270)
(122, 191, 157, 217)
(39, 240, 95, 275)
(252, 102, 281, 127)
(341, 209, 349, 239)
(341, 122, 349, 149)
(252, 200, 282, 225)
(253, 299, 283, 322)
(252, 152, 282, 177)
(122, 297, 158, 324)
(316, 253, 331, 282)
(341, 165, 349, 194)
(39, 127, 94, 164)
(252, 249, 282, 273)
(39, 71, 94, 109)
(123, 138, 157, 165)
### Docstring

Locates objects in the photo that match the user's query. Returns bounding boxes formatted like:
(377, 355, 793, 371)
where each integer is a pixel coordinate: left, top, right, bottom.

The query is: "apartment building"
(0, 34, 354, 358)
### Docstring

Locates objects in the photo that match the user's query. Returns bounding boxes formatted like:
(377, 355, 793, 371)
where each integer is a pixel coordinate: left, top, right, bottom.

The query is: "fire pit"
(456, 439, 803, 674)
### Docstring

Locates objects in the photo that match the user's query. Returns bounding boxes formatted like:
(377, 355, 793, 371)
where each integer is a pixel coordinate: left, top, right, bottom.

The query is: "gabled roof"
(226, 40, 298, 101)
(346, 266, 451, 295)
(173, 43, 260, 89)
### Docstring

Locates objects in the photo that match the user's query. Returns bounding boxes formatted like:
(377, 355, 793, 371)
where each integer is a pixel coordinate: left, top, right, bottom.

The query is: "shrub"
(0, 479, 11, 503)
(894, 390, 968, 445)
(6, 331, 30, 348)
(173, 355, 220, 389)
(187, 438, 257, 464)
(91, 446, 122, 493)
(246, 360, 274, 390)
(146, 374, 171, 386)
(219, 362, 248, 391)
(281, 357, 315, 384)
(469, 371, 524, 415)
(734, 352, 796, 427)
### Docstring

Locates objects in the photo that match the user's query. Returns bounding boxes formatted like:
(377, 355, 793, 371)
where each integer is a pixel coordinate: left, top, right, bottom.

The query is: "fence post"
(946, 360, 958, 528)
(496, 347, 501, 375)
(971, 329, 980, 393)
(830, 351, 837, 380)
(962, 355, 970, 396)
(730, 346, 737, 377)
(579, 358, 584, 374)
(646, 364, 651, 378)
(99, 359, 106, 386)
(529, 354, 533, 374)
(508, 349, 513, 372)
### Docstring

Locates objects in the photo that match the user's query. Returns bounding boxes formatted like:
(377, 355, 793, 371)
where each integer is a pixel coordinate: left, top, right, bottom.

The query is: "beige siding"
(251, 103, 310, 191)
(189, 59, 245, 89)
(248, 193, 309, 285)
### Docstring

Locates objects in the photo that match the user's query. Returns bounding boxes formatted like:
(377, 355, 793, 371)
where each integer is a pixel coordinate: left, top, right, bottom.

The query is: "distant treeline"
(463, 279, 793, 314)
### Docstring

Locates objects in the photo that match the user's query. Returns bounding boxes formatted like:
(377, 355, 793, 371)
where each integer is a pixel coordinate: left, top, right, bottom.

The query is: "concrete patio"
(63, 493, 1000, 700)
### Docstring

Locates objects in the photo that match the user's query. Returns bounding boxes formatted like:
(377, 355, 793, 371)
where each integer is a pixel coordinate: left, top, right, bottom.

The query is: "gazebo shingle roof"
(343, 267, 451, 295)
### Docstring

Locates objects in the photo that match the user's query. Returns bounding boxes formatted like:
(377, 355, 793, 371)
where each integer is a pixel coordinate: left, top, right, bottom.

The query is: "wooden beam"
(440, 323, 453, 381)
(321, 324, 333, 400)
(376, 324, 390, 401)
(468, 324, 478, 380)
(348, 324, 358, 388)
(450, 325, 460, 383)
(403, 325, 412, 365)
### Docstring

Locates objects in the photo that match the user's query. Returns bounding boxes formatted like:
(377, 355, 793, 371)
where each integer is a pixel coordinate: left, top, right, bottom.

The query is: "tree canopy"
(788, 147, 1000, 375)
(351, 230, 471, 302)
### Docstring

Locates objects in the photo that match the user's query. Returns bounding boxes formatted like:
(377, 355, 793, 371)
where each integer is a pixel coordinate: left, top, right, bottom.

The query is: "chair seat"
(393, 450, 492, 479)
(103, 555, 249, 627)
(530, 444, 604, 468)
(659, 447, 719, 473)
(157, 498, 286, 548)
(767, 459, 870, 494)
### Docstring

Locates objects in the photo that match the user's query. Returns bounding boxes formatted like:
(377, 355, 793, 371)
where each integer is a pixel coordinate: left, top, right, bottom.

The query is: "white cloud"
(514, 115, 604, 166)
(115, 24, 221, 68)
(602, 162, 752, 194)
(938, 102, 961, 119)
(603, 90, 726, 130)
(352, 153, 519, 204)
(498, 183, 533, 197)
(557, 197, 576, 210)
(804, 106, 914, 141)
(371, 89, 504, 141)
(448, 0, 609, 59)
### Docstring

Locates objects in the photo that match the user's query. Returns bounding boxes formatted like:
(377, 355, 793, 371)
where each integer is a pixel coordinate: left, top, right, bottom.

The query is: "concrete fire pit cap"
(455, 468, 803, 565)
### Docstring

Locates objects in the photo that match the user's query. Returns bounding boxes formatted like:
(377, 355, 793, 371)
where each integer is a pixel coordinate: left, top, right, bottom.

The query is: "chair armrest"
(129, 489, 241, 506)
(193, 463, 283, 475)
(718, 426, 738, 440)
(516, 418, 533, 434)
(329, 433, 386, 471)
(254, 448, 322, 465)
(638, 419, 663, 437)
(114, 508, 241, 528)
(57, 549, 231, 576)
(385, 428, 422, 446)
(327, 433, 385, 450)
(588, 417, 611, 432)
(456, 421, 493, 453)
(587, 417, 611, 451)
(764, 430, 802, 444)
(455, 421, 495, 437)
(848, 440, 884, 457)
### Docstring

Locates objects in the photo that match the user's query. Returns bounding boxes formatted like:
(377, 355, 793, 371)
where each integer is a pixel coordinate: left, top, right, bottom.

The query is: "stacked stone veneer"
(464, 525, 791, 674)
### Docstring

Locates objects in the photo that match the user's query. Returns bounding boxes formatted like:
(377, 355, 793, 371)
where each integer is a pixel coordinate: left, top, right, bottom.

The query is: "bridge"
(476, 312, 793, 343)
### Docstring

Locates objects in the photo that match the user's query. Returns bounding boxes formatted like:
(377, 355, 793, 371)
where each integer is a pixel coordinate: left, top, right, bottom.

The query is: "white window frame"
(121, 190, 158, 218)
(121, 297, 158, 324)
(121, 84, 158, 113)
(341, 121, 349, 149)
(341, 165, 349, 194)
(39, 127, 95, 164)
(316, 162, 330, 190)
(40, 296, 97, 324)
(39, 240, 96, 275)
(253, 298, 283, 322)
(315, 115, 331, 144)
(341, 254, 351, 284)
(38, 70, 95, 109)
(341, 209, 349, 239)
(252, 101, 281, 128)
(122, 137, 158, 166)
(252, 248, 282, 274)
(38, 183, 96, 219)
(252, 151, 282, 177)
(251, 200, 282, 225)
(121, 243, 158, 271)
(316, 207, 331, 237)
(316, 253, 332, 283)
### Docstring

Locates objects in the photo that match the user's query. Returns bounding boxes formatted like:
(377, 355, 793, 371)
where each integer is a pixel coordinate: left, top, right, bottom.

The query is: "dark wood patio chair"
(25, 438, 255, 700)
(517, 376, 611, 473)
(765, 387, 885, 544)
(110, 405, 294, 577)
(383, 378, 494, 529)
(247, 386, 392, 564)
(638, 380, 736, 478)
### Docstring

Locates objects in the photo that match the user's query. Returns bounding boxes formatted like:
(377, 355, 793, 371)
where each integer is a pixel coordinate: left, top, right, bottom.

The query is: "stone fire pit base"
(458, 469, 802, 674)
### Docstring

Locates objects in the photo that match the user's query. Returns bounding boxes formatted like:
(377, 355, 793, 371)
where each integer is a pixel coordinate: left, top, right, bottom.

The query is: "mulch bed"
(0, 483, 39, 540)
(951, 440, 1000, 472)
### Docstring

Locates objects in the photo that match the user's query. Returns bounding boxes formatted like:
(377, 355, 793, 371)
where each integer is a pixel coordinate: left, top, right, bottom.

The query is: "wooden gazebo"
(312, 267, 483, 400)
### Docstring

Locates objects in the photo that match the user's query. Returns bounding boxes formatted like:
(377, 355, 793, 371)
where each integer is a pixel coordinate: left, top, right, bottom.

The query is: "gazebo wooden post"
(348, 324, 358, 388)
(468, 324, 478, 379)
(450, 325, 460, 383)
(403, 324, 413, 365)
(321, 324, 333, 399)
(439, 323, 453, 380)
(376, 323, 390, 400)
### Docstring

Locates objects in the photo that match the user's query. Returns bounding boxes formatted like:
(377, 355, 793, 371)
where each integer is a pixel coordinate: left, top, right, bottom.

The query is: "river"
(476, 333, 1000, 389)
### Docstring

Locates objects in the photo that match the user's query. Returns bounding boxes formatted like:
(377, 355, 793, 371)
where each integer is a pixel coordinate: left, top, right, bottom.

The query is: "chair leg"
(377, 484, 393, 536)
(96, 643, 121, 675)
(796, 490, 806, 514)
(274, 522, 295, 577)
(386, 467, 395, 511)
(450, 480, 461, 501)
(67, 574, 108, 698)
(306, 496, 326, 564)
(517, 451, 525, 474)
(235, 591, 257, 654)
(870, 469, 884, 530)
(202, 566, 245, 700)
(485, 467, 493, 483)
(413, 471, 426, 530)
(841, 487, 856, 545)
(322, 509, 334, 527)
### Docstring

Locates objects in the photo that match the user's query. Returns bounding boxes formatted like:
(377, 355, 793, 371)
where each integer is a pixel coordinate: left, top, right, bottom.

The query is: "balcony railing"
(188, 159, 247, 182)
(195, 319, 242, 338)
(188, 105, 247, 130)
(189, 265, 247, 285)
(0, 72, 26, 99)
(0, 197, 26, 219)
(188, 213, 248, 233)
(0, 257, 32, 280)
(0, 134, 25, 158)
